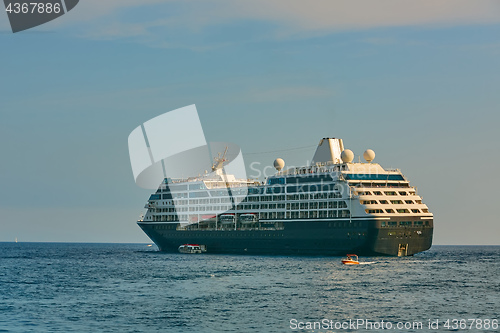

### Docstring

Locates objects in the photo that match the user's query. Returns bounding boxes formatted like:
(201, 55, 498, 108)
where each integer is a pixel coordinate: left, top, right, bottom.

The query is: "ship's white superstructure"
(138, 137, 433, 256)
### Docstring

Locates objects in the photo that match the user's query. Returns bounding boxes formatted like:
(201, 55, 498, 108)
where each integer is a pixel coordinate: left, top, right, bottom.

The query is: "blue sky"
(1, 0, 499, 244)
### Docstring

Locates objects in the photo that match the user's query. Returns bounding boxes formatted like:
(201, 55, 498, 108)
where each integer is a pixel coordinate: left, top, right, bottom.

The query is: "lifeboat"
(178, 244, 206, 254)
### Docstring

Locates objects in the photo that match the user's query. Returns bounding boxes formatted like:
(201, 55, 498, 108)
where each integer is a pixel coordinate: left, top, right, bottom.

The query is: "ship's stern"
(367, 218, 433, 256)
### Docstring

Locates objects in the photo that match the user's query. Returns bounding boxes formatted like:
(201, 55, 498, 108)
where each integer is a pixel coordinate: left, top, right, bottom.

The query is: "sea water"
(0, 243, 498, 332)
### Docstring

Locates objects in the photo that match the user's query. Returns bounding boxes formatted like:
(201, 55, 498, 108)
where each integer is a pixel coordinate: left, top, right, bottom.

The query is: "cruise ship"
(137, 138, 433, 256)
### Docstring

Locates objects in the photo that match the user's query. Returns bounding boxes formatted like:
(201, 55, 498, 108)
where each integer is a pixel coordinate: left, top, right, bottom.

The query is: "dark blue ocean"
(0, 244, 498, 333)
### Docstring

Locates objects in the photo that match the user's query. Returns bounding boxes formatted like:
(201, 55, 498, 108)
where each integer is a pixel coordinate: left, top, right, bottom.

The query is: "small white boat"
(178, 244, 206, 254)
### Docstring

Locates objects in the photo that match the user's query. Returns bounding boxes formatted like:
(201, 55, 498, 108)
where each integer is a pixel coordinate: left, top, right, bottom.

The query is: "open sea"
(0, 243, 498, 333)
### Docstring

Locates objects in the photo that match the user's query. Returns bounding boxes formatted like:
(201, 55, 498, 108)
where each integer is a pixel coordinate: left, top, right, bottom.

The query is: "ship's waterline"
(137, 138, 433, 256)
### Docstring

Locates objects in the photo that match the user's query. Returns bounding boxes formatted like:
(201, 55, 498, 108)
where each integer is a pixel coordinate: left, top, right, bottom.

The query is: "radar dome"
(340, 149, 354, 163)
(363, 149, 376, 163)
(273, 158, 285, 171)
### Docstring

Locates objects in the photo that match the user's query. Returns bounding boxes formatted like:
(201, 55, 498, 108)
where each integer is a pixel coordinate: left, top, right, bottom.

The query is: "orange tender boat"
(341, 254, 359, 265)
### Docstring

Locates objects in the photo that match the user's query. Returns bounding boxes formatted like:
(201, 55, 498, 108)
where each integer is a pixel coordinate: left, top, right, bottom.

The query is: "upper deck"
(140, 137, 432, 225)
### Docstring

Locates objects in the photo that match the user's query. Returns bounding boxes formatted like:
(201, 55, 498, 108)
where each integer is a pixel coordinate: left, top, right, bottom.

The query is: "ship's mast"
(211, 146, 228, 174)
(211, 146, 237, 229)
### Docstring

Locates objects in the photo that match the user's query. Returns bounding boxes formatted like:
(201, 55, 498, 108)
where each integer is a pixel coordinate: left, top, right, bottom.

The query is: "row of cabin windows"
(155, 208, 176, 213)
(187, 206, 232, 212)
(360, 199, 422, 205)
(155, 202, 349, 213)
(165, 190, 253, 199)
(288, 201, 347, 209)
(289, 210, 350, 218)
(213, 192, 343, 202)
(245, 193, 342, 201)
(245, 195, 288, 202)
(166, 187, 344, 198)
(366, 208, 429, 214)
(156, 195, 348, 207)
(355, 182, 409, 188)
(381, 221, 429, 227)
(168, 198, 233, 205)
(159, 193, 346, 207)
(160, 180, 410, 195)
(192, 221, 365, 229)
(149, 209, 351, 221)
(241, 203, 286, 210)
(357, 190, 415, 196)
(152, 222, 369, 231)
(161, 205, 232, 213)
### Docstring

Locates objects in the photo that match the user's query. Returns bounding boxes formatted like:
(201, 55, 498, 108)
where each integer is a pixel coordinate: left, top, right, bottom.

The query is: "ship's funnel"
(311, 138, 344, 165)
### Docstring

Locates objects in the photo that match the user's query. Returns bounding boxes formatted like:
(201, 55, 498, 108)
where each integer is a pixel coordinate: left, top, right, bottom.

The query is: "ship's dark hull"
(138, 218, 433, 256)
